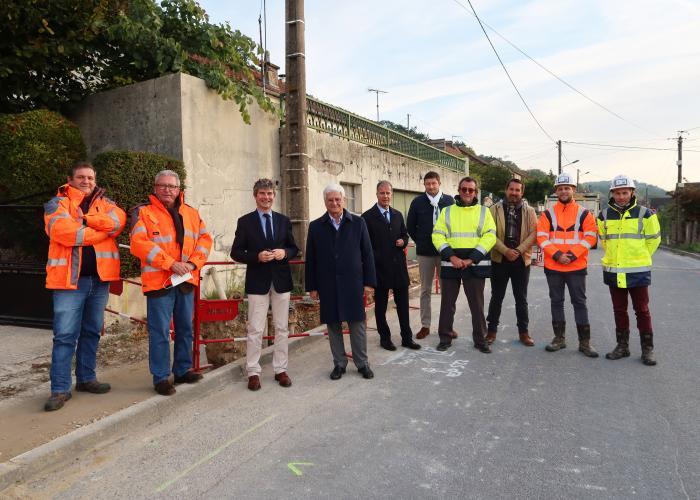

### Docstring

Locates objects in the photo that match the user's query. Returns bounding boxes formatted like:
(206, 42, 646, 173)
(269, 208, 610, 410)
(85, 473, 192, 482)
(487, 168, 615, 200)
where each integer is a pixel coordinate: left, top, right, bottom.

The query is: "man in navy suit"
(231, 179, 299, 391)
(362, 181, 421, 351)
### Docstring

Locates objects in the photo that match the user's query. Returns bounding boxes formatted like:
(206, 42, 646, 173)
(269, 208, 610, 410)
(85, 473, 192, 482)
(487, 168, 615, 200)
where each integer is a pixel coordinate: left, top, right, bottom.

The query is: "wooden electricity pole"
(284, 0, 309, 255)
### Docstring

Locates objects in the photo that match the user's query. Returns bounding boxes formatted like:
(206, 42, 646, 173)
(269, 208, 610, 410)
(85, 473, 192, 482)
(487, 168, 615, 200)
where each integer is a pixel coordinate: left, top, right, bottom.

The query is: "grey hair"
(323, 183, 345, 198)
(253, 178, 276, 195)
(154, 169, 181, 186)
(376, 180, 392, 191)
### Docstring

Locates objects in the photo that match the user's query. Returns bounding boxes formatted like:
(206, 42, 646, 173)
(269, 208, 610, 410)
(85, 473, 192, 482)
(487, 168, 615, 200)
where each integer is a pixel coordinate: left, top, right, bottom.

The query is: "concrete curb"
(660, 245, 700, 260)
(0, 325, 327, 492)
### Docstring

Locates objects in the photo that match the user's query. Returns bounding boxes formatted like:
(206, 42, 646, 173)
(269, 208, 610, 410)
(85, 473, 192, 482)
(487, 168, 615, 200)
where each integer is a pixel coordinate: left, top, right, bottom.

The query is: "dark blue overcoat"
(305, 210, 377, 323)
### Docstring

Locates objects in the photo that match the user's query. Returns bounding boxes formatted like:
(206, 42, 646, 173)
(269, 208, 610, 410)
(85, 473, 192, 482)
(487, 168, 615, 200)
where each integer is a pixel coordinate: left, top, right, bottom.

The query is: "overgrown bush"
(0, 110, 86, 260)
(93, 150, 186, 277)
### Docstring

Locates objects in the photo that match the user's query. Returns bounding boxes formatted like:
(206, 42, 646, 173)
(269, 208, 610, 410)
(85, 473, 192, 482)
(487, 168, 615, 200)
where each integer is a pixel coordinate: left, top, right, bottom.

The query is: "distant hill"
(580, 181, 670, 200)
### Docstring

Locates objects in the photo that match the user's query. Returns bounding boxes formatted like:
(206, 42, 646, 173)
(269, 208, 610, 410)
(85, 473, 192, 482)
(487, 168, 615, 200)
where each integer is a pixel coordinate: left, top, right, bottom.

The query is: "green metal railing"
(305, 96, 466, 172)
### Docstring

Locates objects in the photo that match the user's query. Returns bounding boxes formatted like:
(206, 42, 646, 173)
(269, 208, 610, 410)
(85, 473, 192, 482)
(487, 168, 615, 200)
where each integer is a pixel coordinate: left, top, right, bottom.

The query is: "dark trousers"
(486, 258, 530, 334)
(545, 272, 588, 326)
(375, 286, 413, 344)
(609, 286, 653, 333)
(438, 277, 487, 347)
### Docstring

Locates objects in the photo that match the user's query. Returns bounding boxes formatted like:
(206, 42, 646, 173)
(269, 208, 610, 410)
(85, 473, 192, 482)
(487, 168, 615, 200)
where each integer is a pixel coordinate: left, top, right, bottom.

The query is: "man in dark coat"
(362, 180, 421, 351)
(230, 178, 299, 391)
(306, 183, 377, 381)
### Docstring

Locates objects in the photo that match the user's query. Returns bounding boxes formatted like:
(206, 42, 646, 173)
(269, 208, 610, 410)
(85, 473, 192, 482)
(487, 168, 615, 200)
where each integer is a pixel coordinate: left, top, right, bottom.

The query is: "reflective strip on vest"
(182, 254, 189, 262)
(537, 231, 549, 237)
(47, 258, 67, 266)
(580, 240, 592, 249)
(152, 235, 173, 244)
(444, 206, 452, 236)
(108, 211, 122, 236)
(47, 213, 70, 234)
(645, 232, 660, 239)
(184, 229, 197, 240)
(583, 231, 597, 237)
(131, 225, 147, 236)
(433, 229, 448, 237)
(600, 233, 644, 240)
(476, 206, 486, 237)
(146, 246, 161, 264)
(547, 207, 557, 232)
(142, 265, 161, 273)
(95, 251, 120, 259)
(70, 247, 80, 285)
(199, 227, 208, 235)
(451, 232, 480, 238)
(540, 240, 552, 248)
(638, 207, 647, 233)
(195, 245, 209, 256)
(438, 243, 450, 252)
(75, 226, 86, 246)
(603, 265, 652, 273)
(475, 245, 487, 256)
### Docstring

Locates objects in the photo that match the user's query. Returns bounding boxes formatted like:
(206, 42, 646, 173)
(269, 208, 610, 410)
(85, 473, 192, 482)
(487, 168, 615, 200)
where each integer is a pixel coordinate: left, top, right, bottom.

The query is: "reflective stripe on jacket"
(431, 200, 497, 279)
(597, 198, 660, 288)
(536, 200, 597, 273)
(129, 192, 212, 293)
(44, 184, 125, 290)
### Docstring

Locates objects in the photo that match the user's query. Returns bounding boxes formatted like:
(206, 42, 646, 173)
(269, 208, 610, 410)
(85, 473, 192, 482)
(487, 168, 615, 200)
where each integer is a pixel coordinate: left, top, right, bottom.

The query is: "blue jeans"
(50, 276, 109, 393)
(147, 288, 194, 385)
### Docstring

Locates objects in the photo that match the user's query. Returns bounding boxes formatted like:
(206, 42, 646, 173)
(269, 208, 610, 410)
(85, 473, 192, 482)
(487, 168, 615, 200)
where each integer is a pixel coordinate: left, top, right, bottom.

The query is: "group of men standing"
(43, 162, 661, 411)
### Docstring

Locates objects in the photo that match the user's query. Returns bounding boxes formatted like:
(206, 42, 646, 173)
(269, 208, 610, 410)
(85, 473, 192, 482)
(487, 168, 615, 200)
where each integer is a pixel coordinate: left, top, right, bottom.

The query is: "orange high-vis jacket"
(44, 184, 126, 289)
(129, 193, 212, 293)
(536, 200, 598, 273)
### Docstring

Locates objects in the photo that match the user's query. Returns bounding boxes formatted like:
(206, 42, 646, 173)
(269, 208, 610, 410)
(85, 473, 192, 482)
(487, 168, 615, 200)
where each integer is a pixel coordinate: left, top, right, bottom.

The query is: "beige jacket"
(489, 200, 538, 266)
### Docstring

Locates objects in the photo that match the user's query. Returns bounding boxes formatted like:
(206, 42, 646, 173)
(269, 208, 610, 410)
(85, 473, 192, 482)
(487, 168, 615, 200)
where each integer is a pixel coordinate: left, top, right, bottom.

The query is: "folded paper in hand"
(170, 272, 192, 287)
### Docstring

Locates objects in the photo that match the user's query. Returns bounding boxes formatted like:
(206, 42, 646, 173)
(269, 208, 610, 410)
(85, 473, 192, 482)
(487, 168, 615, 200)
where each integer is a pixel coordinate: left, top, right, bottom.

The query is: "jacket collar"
(58, 183, 87, 204)
(323, 208, 354, 224)
(454, 194, 480, 208)
(148, 191, 185, 212)
(607, 196, 637, 214)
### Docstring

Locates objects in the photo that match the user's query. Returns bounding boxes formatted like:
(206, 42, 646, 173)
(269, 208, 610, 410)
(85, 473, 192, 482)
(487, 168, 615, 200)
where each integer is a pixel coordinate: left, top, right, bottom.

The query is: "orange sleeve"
(569, 212, 598, 258)
(536, 211, 561, 258)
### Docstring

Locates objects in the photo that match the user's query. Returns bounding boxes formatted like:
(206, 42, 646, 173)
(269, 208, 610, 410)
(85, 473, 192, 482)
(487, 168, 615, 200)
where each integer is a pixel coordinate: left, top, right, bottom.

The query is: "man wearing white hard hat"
(536, 172, 599, 357)
(597, 174, 661, 365)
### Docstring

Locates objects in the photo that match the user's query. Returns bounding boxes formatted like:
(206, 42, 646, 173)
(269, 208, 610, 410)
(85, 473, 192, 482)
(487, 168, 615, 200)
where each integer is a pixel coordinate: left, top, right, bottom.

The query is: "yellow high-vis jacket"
(597, 197, 661, 288)
(431, 197, 497, 279)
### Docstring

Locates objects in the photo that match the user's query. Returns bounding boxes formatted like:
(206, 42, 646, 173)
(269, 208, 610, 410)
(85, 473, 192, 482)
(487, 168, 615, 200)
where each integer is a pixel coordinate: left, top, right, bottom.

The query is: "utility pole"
(675, 131, 686, 243)
(284, 0, 309, 254)
(406, 113, 410, 130)
(557, 140, 562, 175)
(368, 88, 387, 122)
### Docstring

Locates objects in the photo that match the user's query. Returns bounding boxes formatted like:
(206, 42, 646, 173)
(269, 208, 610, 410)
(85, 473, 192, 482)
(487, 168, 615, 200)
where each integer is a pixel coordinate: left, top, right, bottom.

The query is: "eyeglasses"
(155, 184, 180, 191)
(459, 187, 477, 194)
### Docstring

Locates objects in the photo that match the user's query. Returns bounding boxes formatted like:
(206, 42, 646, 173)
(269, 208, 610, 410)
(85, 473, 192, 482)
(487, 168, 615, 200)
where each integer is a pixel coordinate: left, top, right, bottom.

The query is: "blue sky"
(201, 0, 700, 190)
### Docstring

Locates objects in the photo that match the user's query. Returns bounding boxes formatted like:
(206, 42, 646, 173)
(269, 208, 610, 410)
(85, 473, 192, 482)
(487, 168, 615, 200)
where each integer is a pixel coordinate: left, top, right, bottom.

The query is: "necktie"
(263, 213, 274, 247)
(383, 210, 390, 224)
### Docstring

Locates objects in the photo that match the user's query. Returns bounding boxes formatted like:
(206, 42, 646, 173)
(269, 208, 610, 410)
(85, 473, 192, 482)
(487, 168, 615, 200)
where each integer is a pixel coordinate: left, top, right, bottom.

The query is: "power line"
(450, 0, 659, 137)
(563, 140, 700, 153)
(462, 0, 556, 144)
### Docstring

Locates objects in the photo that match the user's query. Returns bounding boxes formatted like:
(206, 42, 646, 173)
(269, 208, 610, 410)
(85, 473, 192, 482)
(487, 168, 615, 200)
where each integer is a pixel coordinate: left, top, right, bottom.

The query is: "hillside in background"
(580, 180, 670, 199)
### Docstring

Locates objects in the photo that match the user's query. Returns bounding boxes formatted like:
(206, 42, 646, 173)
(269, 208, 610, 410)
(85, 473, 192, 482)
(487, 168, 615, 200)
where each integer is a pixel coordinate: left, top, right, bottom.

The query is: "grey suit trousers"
(327, 321, 368, 370)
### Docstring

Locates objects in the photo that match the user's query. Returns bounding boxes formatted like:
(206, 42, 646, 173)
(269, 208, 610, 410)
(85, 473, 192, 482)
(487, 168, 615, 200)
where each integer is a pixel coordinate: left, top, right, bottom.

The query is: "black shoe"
(174, 370, 203, 384)
(436, 342, 451, 352)
(330, 366, 346, 380)
(380, 341, 397, 351)
(76, 380, 111, 394)
(475, 344, 492, 353)
(358, 366, 374, 379)
(154, 380, 176, 396)
(401, 341, 421, 350)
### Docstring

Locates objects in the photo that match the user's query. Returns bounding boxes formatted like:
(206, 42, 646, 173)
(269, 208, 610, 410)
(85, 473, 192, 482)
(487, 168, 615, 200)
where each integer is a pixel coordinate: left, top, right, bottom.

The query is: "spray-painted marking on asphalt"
(154, 414, 277, 493)
(383, 346, 468, 377)
(287, 462, 314, 476)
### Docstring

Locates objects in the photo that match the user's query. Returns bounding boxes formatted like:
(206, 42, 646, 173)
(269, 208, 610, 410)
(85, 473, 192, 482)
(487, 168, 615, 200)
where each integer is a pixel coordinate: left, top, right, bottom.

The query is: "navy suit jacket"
(362, 205, 410, 290)
(230, 210, 299, 294)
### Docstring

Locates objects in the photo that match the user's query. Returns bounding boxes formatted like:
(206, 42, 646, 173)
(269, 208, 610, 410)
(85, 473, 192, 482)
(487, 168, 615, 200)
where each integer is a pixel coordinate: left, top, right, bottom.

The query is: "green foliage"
(470, 163, 512, 200)
(0, 0, 275, 123)
(93, 150, 186, 277)
(524, 169, 555, 204)
(378, 120, 431, 142)
(580, 180, 670, 200)
(0, 110, 86, 259)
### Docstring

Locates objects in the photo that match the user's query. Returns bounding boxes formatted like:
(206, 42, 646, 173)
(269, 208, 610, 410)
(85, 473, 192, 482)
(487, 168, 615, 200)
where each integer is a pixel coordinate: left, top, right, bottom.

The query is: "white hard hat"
(554, 173, 576, 187)
(610, 174, 636, 190)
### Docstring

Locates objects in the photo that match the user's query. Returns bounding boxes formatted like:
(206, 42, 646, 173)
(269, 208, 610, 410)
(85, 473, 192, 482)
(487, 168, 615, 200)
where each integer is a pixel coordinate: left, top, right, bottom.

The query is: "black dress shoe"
(401, 341, 421, 350)
(436, 342, 451, 351)
(380, 341, 397, 351)
(358, 366, 374, 379)
(475, 344, 492, 353)
(330, 366, 346, 380)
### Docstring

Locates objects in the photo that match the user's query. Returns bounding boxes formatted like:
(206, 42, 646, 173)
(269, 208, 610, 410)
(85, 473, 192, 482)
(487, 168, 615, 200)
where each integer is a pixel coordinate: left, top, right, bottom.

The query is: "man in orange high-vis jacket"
(130, 170, 212, 396)
(536, 173, 599, 357)
(44, 161, 126, 412)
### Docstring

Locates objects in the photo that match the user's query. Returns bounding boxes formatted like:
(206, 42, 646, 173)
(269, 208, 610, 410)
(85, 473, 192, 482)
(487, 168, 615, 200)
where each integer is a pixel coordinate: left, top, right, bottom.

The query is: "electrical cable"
(563, 141, 700, 152)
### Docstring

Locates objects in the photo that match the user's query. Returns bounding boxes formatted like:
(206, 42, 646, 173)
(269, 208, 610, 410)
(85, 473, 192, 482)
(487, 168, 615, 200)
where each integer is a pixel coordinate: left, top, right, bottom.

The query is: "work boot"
(577, 324, 599, 358)
(545, 322, 566, 352)
(606, 330, 630, 360)
(44, 392, 72, 412)
(640, 333, 657, 366)
(76, 380, 111, 393)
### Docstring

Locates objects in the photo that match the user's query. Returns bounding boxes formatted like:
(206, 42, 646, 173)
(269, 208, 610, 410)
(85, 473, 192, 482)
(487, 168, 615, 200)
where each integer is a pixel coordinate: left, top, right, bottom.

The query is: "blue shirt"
(257, 209, 273, 239)
(329, 212, 343, 231)
(377, 203, 391, 223)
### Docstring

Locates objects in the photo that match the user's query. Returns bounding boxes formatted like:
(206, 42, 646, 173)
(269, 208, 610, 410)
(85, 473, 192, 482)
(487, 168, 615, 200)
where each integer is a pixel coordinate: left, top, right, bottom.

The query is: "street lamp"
(576, 168, 590, 188)
(561, 159, 580, 169)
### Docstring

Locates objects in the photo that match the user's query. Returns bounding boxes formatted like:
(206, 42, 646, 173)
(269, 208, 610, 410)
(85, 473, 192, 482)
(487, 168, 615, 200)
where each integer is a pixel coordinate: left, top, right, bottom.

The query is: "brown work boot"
(545, 322, 566, 352)
(154, 380, 176, 396)
(485, 331, 497, 344)
(76, 380, 111, 394)
(606, 330, 630, 360)
(174, 370, 203, 384)
(416, 327, 430, 339)
(44, 392, 72, 412)
(274, 372, 292, 387)
(248, 375, 261, 391)
(640, 333, 657, 366)
(519, 332, 535, 346)
(450, 330, 458, 339)
(577, 324, 599, 358)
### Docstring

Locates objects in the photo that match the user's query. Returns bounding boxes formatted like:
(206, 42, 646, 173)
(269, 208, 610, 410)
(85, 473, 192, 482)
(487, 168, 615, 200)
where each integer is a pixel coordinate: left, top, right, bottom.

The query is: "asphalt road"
(9, 248, 700, 499)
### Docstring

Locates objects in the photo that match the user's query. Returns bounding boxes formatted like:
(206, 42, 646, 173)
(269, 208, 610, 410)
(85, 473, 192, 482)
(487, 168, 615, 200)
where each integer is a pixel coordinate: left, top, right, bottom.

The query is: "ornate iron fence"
(306, 96, 466, 172)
